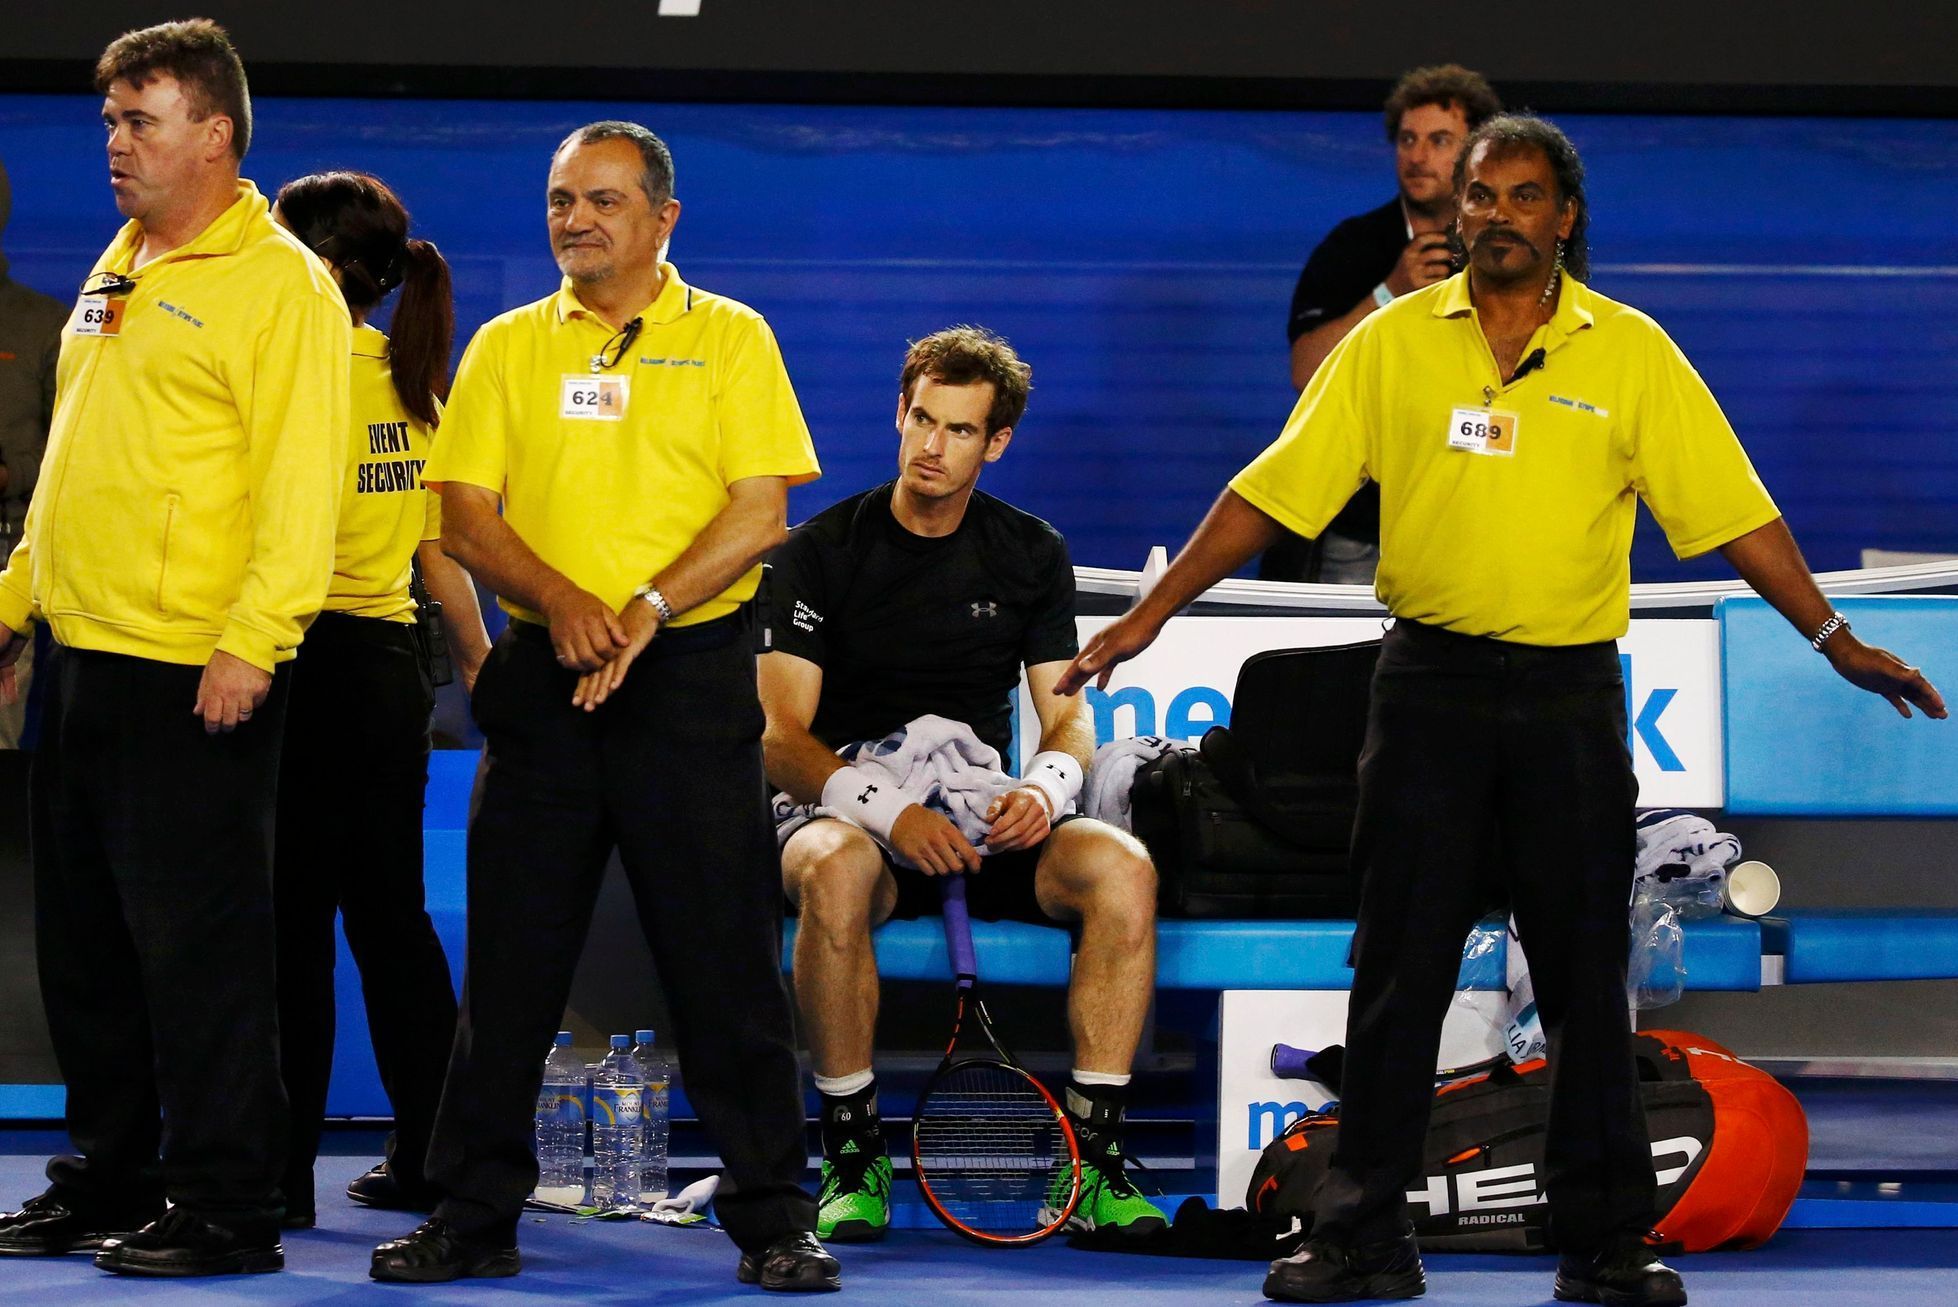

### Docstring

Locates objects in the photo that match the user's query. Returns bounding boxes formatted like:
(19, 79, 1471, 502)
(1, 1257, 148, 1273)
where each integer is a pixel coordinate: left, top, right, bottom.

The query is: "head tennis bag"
(1247, 1030, 1806, 1253)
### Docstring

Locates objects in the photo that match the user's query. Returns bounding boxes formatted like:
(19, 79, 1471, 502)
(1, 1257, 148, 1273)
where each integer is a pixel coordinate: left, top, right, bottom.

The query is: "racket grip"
(940, 876, 978, 982)
(1270, 1043, 1318, 1080)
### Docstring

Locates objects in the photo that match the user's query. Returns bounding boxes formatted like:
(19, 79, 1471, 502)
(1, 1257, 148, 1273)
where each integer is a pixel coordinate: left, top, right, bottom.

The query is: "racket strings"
(914, 1061, 1078, 1238)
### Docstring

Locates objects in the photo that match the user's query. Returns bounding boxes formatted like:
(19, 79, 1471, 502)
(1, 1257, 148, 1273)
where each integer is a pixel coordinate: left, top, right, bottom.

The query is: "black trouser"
(425, 616, 812, 1252)
(273, 612, 455, 1212)
(31, 644, 290, 1228)
(1312, 619, 1654, 1254)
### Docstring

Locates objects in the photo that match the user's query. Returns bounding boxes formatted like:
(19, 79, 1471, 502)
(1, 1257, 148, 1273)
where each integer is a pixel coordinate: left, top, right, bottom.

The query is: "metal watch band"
(637, 585, 674, 622)
(1810, 610, 1849, 651)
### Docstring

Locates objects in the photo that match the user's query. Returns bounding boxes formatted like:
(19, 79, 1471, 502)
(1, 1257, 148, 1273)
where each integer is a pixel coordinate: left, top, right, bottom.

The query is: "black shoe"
(93, 1207, 283, 1277)
(280, 1209, 316, 1231)
(347, 1162, 440, 1212)
(734, 1231, 842, 1293)
(0, 1191, 158, 1257)
(370, 1217, 520, 1283)
(1555, 1243, 1687, 1306)
(1263, 1232, 1425, 1302)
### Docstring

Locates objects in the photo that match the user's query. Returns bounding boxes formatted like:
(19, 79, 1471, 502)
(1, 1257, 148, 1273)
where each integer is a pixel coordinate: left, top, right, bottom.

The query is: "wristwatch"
(634, 583, 674, 623)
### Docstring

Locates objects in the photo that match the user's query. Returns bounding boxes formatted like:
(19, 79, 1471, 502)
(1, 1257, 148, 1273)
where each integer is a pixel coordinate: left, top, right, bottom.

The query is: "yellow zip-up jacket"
(0, 182, 349, 672)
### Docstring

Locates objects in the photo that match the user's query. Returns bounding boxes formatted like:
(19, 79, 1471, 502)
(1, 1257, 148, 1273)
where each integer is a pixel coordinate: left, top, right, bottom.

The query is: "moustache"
(1474, 227, 1537, 252)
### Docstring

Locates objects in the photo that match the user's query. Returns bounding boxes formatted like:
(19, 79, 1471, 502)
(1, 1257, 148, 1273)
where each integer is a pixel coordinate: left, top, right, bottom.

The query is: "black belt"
(1388, 617, 1619, 676)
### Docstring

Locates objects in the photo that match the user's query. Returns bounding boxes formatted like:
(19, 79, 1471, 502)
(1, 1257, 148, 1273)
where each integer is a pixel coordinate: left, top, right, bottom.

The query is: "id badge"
(1447, 406, 1518, 457)
(561, 375, 628, 421)
(72, 295, 126, 338)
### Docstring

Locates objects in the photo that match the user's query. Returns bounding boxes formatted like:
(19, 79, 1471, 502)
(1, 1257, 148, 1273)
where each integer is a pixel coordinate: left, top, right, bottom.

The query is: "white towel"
(1500, 808, 1745, 1047)
(771, 714, 1030, 869)
(1084, 735, 1193, 833)
(1634, 808, 1742, 885)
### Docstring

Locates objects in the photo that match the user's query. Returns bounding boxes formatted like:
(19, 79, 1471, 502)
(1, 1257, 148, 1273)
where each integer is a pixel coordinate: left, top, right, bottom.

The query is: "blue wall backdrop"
(4, 96, 1955, 578)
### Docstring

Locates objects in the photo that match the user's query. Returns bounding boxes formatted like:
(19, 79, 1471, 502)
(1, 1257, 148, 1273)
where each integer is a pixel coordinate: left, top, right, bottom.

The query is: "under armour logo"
(856, 784, 878, 805)
(970, 601, 999, 619)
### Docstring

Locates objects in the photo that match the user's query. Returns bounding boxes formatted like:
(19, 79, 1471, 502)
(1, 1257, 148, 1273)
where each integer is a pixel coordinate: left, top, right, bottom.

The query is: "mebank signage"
(1023, 615, 1723, 808)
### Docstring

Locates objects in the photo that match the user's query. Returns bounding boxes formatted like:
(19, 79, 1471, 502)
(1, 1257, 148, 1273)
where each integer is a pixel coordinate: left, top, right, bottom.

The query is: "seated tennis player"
(760, 326, 1164, 1243)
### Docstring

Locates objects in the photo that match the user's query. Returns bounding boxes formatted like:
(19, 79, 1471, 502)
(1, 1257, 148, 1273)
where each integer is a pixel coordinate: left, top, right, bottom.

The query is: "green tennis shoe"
(1044, 1156, 1167, 1235)
(815, 1142, 892, 1243)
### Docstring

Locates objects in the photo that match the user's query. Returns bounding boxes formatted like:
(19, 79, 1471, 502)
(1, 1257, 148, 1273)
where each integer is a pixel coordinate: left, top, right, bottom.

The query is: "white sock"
(1071, 1069, 1131, 1087)
(814, 1068, 876, 1098)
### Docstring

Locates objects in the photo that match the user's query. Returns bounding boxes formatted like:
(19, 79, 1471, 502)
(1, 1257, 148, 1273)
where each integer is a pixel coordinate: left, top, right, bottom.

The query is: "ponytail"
(275, 170, 454, 429)
(388, 238, 454, 429)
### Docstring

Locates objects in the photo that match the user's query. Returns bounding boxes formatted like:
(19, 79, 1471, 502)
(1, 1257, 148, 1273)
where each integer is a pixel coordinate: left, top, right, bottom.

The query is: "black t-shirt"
(1273, 196, 1407, 556)
(1286, 196, 1407, 344)
(764, 482, 1078, 761)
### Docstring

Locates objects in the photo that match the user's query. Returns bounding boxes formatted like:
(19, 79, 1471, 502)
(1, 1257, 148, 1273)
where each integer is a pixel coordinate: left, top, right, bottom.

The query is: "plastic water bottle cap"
(635, 1029, 655, 1044)
(610, 1033, 630, 1049)
(555, 1031, 573, 1046)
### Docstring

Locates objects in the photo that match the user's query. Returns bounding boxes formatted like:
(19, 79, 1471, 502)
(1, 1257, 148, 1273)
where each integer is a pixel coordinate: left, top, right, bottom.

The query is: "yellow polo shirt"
(423, 264, 818, 627)
(0, 181, 348, 671)
(325, 325, 440, 622)
(1232, 274, 1779, 646)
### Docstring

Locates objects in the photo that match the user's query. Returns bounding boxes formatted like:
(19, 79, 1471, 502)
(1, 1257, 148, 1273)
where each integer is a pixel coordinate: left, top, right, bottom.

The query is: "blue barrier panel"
(1721, 595, 1958, 815)
(426, 749, 479, 831)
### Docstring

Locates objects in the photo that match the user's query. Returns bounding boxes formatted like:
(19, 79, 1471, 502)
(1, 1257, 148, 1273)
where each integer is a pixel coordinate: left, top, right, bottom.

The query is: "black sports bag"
(1246, 1030, 1807, 1253)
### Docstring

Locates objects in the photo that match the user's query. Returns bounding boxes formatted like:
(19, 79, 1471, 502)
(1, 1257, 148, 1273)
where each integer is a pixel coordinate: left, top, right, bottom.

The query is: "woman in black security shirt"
(270, 172, 490, 1227)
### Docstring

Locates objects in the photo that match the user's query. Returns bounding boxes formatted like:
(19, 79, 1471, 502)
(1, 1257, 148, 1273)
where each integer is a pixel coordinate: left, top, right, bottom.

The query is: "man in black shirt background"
(1266, 65, 1501, 583)
(760, 326, 1163, 1245)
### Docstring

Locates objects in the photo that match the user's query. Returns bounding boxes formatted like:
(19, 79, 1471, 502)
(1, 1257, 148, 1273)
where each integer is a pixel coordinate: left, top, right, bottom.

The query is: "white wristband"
(821, 765, 912, 842)
(1021, 750, 1082, 819)
(1372, 282, 1394, 309)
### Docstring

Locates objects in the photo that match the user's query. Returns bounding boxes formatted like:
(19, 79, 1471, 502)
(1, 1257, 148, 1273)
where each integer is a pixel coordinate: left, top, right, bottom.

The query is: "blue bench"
(781, 914, 1767, 992)
(1763, 908, 1958, 983)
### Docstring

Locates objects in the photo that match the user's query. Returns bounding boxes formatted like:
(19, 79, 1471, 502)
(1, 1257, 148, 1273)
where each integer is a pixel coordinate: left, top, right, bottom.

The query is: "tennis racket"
(911, 875, 1082, 1245)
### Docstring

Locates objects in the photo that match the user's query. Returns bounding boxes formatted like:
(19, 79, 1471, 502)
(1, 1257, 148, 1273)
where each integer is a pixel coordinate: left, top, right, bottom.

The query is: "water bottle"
(632, 1029, 670, 1202)
(590, 1035, 646, 1208)
(533, 1031, 587, 1205)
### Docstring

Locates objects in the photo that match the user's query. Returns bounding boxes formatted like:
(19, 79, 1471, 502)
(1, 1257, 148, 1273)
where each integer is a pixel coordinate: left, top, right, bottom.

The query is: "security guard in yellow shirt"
(268, 170, 491, 1230)
(368, 121, 839, 1292)
(0, 21, 347, 1277)
(1061, 115, 1943, 1307)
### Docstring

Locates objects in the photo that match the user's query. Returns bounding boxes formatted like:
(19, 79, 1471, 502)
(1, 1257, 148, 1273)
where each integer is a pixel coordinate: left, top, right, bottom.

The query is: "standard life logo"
(1620, 653, 1684, 772)
(1084, 654, 1686, 773)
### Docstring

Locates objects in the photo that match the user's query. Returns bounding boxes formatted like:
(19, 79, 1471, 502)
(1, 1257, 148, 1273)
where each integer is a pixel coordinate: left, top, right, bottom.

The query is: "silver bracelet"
(1810, 610, 1849, 651)
(635, 584, 674, 622)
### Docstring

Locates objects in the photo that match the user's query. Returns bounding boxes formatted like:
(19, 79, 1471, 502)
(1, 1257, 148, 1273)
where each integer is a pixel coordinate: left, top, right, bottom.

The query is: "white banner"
(1019, 616, 1722, 807)
(1216, 989, 1511, 1207)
